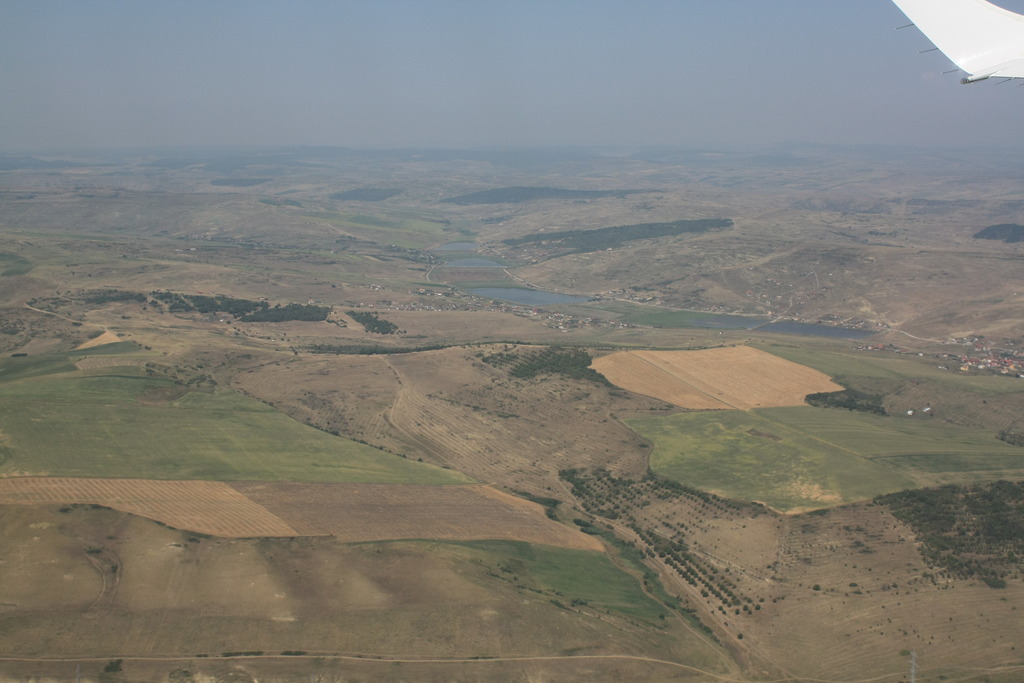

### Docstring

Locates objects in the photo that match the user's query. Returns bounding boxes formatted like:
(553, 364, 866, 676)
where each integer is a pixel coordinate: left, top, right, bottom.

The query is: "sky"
(2, 0, 1024, 152)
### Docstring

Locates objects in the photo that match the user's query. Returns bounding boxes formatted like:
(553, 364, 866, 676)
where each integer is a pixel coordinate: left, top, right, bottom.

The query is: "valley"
(0, 145, 1022, 682)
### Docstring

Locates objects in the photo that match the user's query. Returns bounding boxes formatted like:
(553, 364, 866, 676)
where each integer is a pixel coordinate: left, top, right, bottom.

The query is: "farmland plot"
(0, 478, 601, 549)
(233, 482, 604, 550)
(0, 478, 298, 537)
(592, 346, 842, 410)
(633, 410, 912, 512)
(0, 370, 467, 484)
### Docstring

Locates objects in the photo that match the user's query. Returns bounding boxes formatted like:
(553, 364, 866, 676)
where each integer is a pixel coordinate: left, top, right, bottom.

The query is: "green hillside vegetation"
(805, 388, 886, 415)
(240, 303, 330, 323)
(974, 223, 1024, 243)
(998, 429, 1024, 447)
(0, 359, 467, 484)
(81, 289, 148, 305)
(502, 218, 732, 254)
(481, 346, 611, 385)
(442, 186, 643, 204)
(877, 481, 1024, 583)
(346, 310, 399, 334)
(0, 252, 33, 276)
(150, 291, 267, 317)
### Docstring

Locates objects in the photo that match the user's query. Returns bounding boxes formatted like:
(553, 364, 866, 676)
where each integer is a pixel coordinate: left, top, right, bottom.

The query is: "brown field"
(0, 478, 299, 537)
(233, 482, 603, 550)
(0, 478, 600, 550)
(74, 330, 121, 350)
(592, 346, 843, 410)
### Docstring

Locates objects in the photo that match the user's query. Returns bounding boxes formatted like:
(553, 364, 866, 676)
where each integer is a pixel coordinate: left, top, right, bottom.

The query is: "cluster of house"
(856, 341, 1024, 378)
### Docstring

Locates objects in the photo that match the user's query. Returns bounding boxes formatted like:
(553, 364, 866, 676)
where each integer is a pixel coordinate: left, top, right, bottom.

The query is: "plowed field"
(0, 478, 601, 550)
(233, 482, 603, 550)
(592, 346, 842, 410)
(0, 478, 299, 536)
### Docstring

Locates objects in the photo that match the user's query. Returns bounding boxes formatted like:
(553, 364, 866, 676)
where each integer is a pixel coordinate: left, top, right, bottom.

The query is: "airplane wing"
(891, 0, 1024, 82)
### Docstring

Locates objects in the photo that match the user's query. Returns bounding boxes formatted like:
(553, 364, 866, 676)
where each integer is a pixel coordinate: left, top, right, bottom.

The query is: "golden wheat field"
(591, 346, 842, 410)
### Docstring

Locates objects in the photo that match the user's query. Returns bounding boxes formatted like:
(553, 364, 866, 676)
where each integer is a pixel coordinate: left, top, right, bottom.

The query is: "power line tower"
(909, 649, 917, 683)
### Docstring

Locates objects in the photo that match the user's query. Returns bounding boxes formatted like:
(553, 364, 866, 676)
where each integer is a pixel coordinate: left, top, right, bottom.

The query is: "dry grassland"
(230, 354, 400, 443)
(0, 478, 600, 549)
(231, 346, 668, 496)
(0, 505, 710, 681)
(585, 475, 1024, 680)
(592, 346, 842, 410)
(755, 505, 1024, 680)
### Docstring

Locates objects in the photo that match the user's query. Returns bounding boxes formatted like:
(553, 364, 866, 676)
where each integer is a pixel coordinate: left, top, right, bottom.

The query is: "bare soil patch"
(592, 346, 842, 410)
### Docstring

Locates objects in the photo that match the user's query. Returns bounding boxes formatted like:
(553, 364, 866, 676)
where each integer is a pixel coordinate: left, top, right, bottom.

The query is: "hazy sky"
(3, 0, 1024, 152)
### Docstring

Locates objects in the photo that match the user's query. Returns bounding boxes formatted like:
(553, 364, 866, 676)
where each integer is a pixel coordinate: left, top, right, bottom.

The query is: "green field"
(0, 356, 469, 484)
(762, 406, 1024, 485)
(630, 409, 913, 512)
(456, 540, 667, 621)
(630, 403, 1024, 511)
(759, 406, 1021, 458)
(0, 252, 33, 276)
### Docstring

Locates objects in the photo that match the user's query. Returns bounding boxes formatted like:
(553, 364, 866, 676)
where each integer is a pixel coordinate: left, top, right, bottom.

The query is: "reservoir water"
(753, 321, 875, 339)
